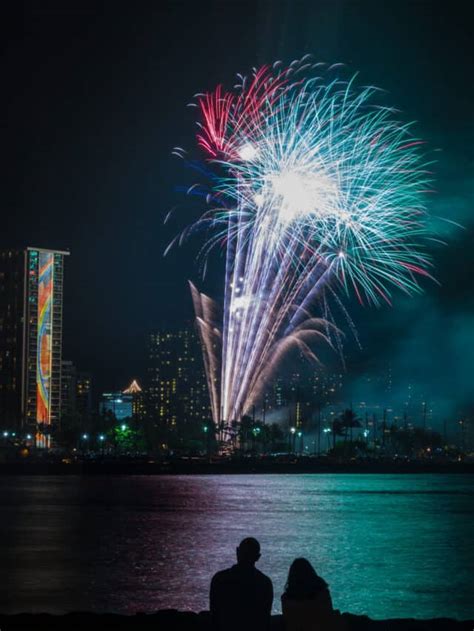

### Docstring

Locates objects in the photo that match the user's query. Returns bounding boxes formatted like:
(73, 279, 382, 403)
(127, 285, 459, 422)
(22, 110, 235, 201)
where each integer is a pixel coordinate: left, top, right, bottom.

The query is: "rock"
(0, 610, 472, 630)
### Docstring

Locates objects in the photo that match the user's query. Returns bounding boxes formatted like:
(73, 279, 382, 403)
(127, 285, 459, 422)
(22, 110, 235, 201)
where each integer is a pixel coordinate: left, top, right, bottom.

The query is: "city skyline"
(0, 251, 470, 444)
(1, 3, 472, 430)
(0, 5, 473, 628)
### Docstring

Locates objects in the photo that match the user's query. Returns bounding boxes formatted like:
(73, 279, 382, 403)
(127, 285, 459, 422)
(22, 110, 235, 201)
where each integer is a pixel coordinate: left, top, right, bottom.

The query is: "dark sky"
(1, 1, 473, 422)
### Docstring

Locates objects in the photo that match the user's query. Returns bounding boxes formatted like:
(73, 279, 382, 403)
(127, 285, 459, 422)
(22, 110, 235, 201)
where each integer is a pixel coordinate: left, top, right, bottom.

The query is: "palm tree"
(337, 408, 361, 454)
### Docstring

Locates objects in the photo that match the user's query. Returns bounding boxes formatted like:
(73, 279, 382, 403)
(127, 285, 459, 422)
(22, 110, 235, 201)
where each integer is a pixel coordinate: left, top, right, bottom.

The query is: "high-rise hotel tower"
(0, 247, 69, 447)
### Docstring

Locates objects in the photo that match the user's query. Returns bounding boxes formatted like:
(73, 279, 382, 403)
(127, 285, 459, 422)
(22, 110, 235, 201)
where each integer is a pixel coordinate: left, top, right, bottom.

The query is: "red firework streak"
(197, 65, 292, 160)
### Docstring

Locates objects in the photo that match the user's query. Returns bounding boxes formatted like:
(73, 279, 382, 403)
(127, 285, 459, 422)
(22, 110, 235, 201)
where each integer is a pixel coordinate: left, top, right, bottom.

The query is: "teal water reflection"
(0, 474, 472, 619)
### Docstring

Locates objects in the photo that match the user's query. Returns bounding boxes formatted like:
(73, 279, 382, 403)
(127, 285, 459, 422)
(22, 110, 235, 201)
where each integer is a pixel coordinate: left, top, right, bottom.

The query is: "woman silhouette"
(281, 558, 343, 631)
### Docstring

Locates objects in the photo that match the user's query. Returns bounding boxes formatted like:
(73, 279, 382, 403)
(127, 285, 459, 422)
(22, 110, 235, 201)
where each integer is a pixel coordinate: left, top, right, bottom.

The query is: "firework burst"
(175, 58, 434, 427)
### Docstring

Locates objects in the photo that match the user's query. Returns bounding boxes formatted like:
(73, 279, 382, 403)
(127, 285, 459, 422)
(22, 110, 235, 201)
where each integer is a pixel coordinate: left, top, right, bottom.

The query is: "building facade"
(123, 379, 146, 421)
(100, 391, 133, 421)
(0, 250, 24, 429)
(0, 247, 69, 447)
(76, 372, 92, 417)
(146, 329, 211, 438)
(262, 368, 345, 430)
(61, 360, 77, 419)
(60, 363, 94, 424)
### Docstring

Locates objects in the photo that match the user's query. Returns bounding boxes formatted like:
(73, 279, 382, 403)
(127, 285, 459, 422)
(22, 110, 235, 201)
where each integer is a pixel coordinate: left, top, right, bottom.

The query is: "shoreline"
(0, 460, 473, 475)
(0, 611, 473, 631)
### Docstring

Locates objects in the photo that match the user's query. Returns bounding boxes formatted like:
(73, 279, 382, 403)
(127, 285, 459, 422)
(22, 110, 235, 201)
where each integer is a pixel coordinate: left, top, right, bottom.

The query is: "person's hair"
(237, 537, 261, 563)
(284, 558, 328, 600)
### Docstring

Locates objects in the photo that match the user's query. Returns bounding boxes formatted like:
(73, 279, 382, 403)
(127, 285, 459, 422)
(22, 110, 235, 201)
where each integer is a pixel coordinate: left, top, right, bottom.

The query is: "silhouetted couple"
(210, 537, 342, 631)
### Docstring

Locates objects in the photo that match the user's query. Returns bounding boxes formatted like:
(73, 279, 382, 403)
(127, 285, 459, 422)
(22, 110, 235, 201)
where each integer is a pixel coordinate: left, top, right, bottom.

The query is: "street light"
(82, 433, 89, 440)
(297, 430, 303, 455)
(97, 434, 106, 455)
(203, 424, 211, 459)
(121, 424, 127, 432)
(323, 427, 332, 451)
(251, 426, 261, 454)
(289, 427, 296, 454)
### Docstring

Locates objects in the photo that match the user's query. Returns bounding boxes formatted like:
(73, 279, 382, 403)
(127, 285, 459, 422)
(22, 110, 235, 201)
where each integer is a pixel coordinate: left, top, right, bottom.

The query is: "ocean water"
(0, 474, 472, 620)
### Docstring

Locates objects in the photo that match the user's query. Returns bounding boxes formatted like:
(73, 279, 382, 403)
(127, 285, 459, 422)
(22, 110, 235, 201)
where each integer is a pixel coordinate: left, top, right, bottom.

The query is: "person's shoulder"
(254, 567, 273, 586)
(212, 567, 232, 578)
(211, 566, 236, 583)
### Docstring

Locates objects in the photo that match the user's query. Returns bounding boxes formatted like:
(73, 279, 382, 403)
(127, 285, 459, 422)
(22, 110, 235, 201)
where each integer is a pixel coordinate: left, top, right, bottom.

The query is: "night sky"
(2, 2, 473, 424)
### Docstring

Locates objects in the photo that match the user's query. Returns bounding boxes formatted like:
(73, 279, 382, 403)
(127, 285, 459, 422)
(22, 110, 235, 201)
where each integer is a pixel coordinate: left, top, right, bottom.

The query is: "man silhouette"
(210, 537, 273, 631)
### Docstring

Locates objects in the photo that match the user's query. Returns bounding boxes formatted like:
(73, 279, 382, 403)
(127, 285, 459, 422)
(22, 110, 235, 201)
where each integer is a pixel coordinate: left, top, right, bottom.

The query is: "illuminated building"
(123, 379, 142, 395)
(24, 248, 69, 447)
(99, 380, 145, 423)
(0, 247, 69, 447)
(61, 360, 77, 418)
(146, 329, 210, 434)
(261, 369, 345, 433)
(76, 372, 92, 417)
(0, 250, 24, 430)
(100, 391, 133, 421)
(60, 364, 93, 420)
(123, 379, 146, 421)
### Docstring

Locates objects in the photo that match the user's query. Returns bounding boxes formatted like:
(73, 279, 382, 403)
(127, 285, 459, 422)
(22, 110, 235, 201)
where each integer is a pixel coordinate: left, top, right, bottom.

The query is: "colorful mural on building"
(36, 252, 54, 423)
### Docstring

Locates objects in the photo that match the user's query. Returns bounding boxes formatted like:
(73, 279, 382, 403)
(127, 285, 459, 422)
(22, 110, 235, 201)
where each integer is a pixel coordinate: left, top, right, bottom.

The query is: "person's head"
(236, 537, 261, 566)
(284, 558, 327, 599)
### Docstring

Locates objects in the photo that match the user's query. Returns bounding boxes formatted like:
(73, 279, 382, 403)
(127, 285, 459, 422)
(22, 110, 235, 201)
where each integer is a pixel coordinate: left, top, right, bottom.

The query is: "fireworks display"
(177, 57, 433, 427)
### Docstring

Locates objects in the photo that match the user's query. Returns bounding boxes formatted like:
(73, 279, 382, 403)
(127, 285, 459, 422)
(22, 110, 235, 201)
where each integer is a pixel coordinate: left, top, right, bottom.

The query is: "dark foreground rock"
(0, 611, 472, 631)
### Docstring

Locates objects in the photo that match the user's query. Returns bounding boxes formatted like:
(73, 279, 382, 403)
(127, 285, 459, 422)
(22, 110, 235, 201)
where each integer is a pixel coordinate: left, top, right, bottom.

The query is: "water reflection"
(0, 474, 472, 619)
